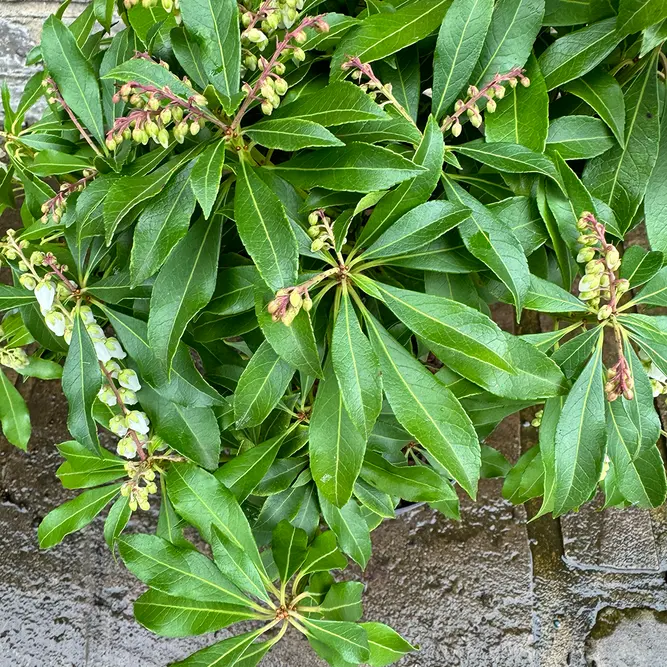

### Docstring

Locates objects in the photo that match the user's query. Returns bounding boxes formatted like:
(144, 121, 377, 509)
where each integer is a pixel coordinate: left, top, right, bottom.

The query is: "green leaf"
(167, 463, 265, 574)
(118, 533, 252, 607)
(171, 25, 208, 89)
(190, 141, 227, 219)
(330, 0, 452, 80)
(103, 57, 197, 99)
(485, 54, 549, 152)
(245, 119, 344, 151)
(17, 356, 63, 380)
(502, 446, 544, 504)
(180, 0, 240, 103)
(563, 70, 626, 146)
(137, 385, 221, 471)
(359, 200, 470, 261)
(300, 530, 348, 575)
(38, 483, 122, 549)
(103, 306, 222, 408)
(547, 116, 615, 160)
(255, 287, 323, 378)
(619, 245, 663, 288)
(607, 342, 666, 508)
(318, 492, 372, 568)
(354, 479, 395, 518)
(362, 450, 457, 502)
(94, 0, 115, 31)
(215, 433, 286, 502)
(267, 143, 426, 193)
(553, 330, 606, 515)
(321, 581, 364, 622)
(56, 448, 125, 489)
(480, 444, 512, 478)
(332, 288, 382, 439)
(235, 160, 298, 292)
(627, 267, 667, 307)
(210, 526, 271, 605)
(334, 113, 422, 146)
(618, 0, 667, 36)
(538, 18, 620, 91)
(310, 358, 367, 508)
(0, 285, 36, 311)
(133, 589, 258, 637)
(272, 82, 388, 126)
(41, 16, 105, 144)
(362, 622, 416, 667)
(104, 496, 131, 549)
(645, 109, 667, 253)
(62, 312, 103, 454)
(171, 630, 270, 667)
(376, 47, 420, 121)
(233, 341, 294, 429)
(298, 617, 370, 664)
(29, 150, 92, 177)
(130, 164, 197, 286)
(551, 326, 603, 379)
(583, 54, 660, 228)
(431, 0, 494, 120)
(471, 0, 544, 87)
(272, 519, 308, 583)
(363, 308, 480, 497)
(357, 116, 444, 248)
(0, 369, 31, 450)
(440, 180, 532, 315)
(534, 395, 565, 518)
(523, 275, 588, 313)
(148, 213, 222, 374)
(206, 266, 257, 316)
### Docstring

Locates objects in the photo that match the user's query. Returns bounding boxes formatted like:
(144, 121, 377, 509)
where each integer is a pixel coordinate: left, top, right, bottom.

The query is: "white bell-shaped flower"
(35, 280, 55, 314)
(44, 310, 66, 337)
(79, 305, 96, 325)
(126, 410, 150, 434)
(105, 337, 127, 360)
(119, 387, 138, 405)
(117, 435, 137, 459)
(118, 368, 141, 392)
(104, 359, 121, 378)
(109, 414, 128, 437)
(86, 323, 106, 342)
(97, 385, 117, 407)
(94, 340, 112, 363)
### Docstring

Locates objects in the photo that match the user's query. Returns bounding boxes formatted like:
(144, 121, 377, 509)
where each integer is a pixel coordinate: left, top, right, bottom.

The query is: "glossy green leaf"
(645, 109, 667, 253)
(104, 496, 131, 549)
(41, 16, 105, 144)
(233, 341, 294, 429)
(29, 150, 92, 177)
(62, 312, 103, 454)
(130, 164, 197, 287)
(0, 285, 36, 311)
(298, 617, 370, 664)
(547, 116, 615, 160)
(363, 622, 417, 667)
(103, 58, 196, 100)
(272, 519, 308, 583)
(354, 479, 395, 518)
(431, 0, 494, 120)
(300, 530, 348, 575)
(0, 369, 31, 451)
(245, 119, 344, 151)
(618, 0, 667, 36)
(133, 589, 258, 638)
(485, 54, 549, 152)
(171, 630, 269, 667)
(471, 0, 544, 87)
(358, 115, 444, 248)
(190, 141, 227, 219)
(524, 275, 588, 313)
(38, 482, 122, 549)
(330, 0, 452, 80)
(331, 288, 382, 439)
(539, 18, 620, 91)
(310, 359, 367, 507)
(363, 308, 480, 497)
(268, 143, 426, 193)
(148, 213, 222, 374)
(583, 54, 660, 228)
(321, 581, 364, 622)
(563, 70, 625, 145)
(502, 446, 544, 504)
(619, 245, 663, 288)
(553, 330, 605, 515)
(627, 267, 667, 307)
(235, 160, 298, 292)
(167, 464, 265, 574)
(551, 326, 602, 379)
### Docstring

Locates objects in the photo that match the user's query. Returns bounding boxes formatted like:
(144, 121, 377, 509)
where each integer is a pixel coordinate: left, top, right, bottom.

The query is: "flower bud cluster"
(441, 67, 530, 136)
(0, 346, 29, 371)
(121, 462, 158, 512)
(39, 170, 95, 225)
(530, 409, 544, 428)
(123, 0, 181, 22)
(307, 209, 335, 253)
(267, 286, 313, 326)
(574, 211, 627, 316)
(242, 0, 310, 52)
(107, 78, 210, 151)
(256, 73, 290, 116)
(605, 362, 634, 402)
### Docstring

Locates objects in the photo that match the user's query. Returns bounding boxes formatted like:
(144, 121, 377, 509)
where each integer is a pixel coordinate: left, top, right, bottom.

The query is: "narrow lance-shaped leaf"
(310, 359, 368, 508)
(331, 287, 382, 439)
(298, 617, 370, 664)
(0, 368, 31, 451)
(62, 312, 103, 454)
(273, 520, 308, 583)
(148, 213, 223, 375)
(235, 160, 298, 292)
(363, 310, 480, 498)
(431, 0, 494, 121)
(190, 140, 227, 219)
(553, 330, 606, 516)
(362, 622, 417, 667)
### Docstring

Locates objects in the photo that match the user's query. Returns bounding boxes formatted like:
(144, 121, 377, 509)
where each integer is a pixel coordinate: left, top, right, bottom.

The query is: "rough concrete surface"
(3, 3, 667, 666)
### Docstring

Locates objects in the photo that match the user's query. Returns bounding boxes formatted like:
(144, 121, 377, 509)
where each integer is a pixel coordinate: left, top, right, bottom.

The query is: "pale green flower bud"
(19, 273, 37, 291)
(30, 251, 46, 266)
(452, 121, 462, 137)
(105, 360, 121, 378)
(261, 100, 274, 115)
(274, 77, 288, 96)
(577, 247, 596, 263)
(189, 121, 201, 136)
(311, 237, 325, 252)
(293, 30, 307, 44)
(172, 106, 184, 122)
(63, 326, 72, 345)
(579, 274, 600, 292)
(597, 304, 613, 320)
(307, 226, 320, 239)
(615, 278, 630, 296)
(486, 98, 496, 113)
(245, 28, 266, 43)
(303, 294, 313, 312)
(289, 290, 303, 308)
(579, 290, 598, 301)
(119, 387, 138, 405)
(242, 11, 253, 27)
(109, 414, 129, 437)
(292, 47, 306, 63)
(308, 211, 320, 226)
(606, 247, 620, 270)
(158, 128, 170, 148)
